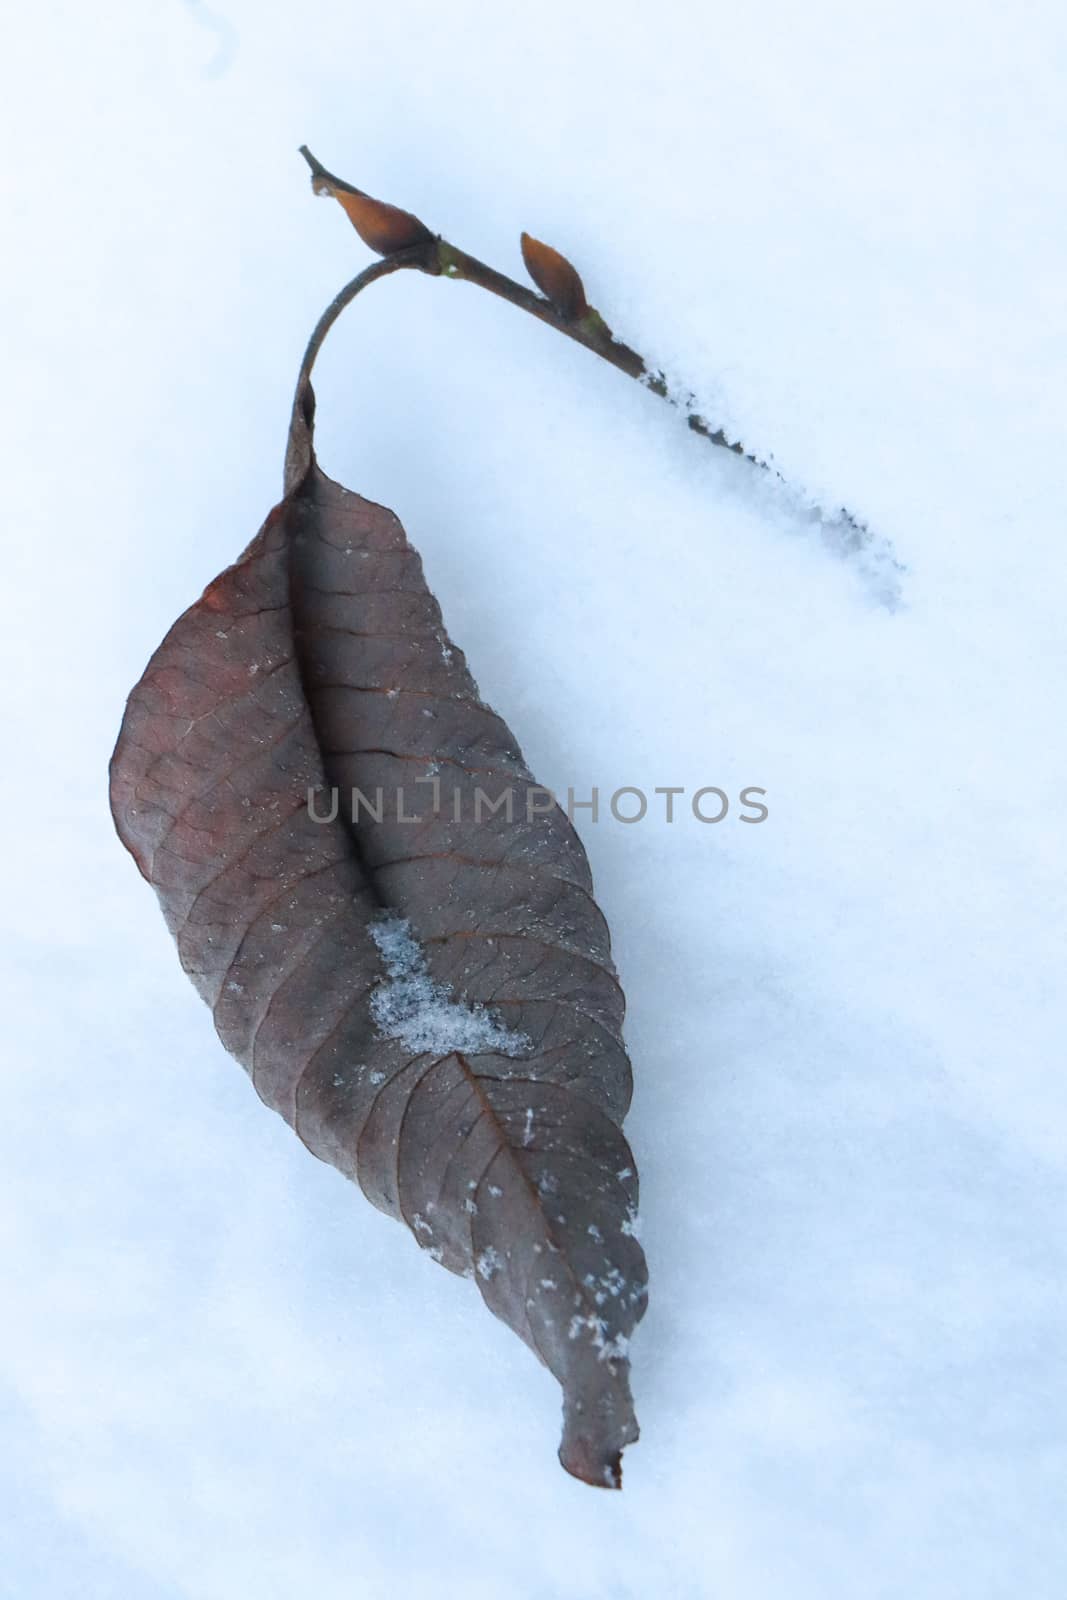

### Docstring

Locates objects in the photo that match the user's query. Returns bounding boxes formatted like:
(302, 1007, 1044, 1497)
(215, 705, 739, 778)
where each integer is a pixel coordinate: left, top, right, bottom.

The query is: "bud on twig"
(295, 145, 888, 590)
(299, 145, 434, 257)
(520, 232, 590, 322)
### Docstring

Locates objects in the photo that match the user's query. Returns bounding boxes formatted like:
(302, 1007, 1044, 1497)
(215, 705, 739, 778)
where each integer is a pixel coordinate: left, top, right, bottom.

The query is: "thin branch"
(295, 248, 429, 394)
(297, 146, 880, 552)
(434, 241, 758, 460)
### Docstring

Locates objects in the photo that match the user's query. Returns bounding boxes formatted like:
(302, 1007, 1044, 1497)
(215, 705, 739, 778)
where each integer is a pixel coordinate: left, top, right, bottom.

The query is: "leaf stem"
(295, 247, 431, 394)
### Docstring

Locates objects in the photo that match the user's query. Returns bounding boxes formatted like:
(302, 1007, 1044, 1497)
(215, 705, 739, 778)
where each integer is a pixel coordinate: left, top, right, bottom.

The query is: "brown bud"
(520, 232, 590, 321)
(327, 185, 434, 256)
(300, 146, 433, 256)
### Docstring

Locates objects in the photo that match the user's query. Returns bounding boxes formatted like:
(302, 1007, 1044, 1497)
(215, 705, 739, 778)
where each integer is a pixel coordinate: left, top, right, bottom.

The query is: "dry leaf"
(110, 376, 648, 1487)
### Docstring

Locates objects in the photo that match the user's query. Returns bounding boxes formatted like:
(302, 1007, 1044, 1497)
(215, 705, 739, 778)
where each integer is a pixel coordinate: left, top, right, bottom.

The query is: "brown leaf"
(520, 232, 590, 321)
(110, 375, 648, 1488)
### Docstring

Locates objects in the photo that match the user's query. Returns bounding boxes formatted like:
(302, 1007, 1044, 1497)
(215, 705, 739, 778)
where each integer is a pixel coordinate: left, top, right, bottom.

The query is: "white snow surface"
(2, 2, 1066, 1597)
(368, 912, 530, 1057)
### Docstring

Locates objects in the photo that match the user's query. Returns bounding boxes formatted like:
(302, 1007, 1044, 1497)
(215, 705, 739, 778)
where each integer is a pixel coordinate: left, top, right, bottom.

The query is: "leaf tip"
(558, 1438, 626, 1490)
(558, 1379, 638, 1489)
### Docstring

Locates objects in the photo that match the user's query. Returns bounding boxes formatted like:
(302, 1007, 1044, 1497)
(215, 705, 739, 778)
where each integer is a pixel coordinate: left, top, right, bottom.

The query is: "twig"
(295, 249, 429, 394)
(297, 145, 879, 553)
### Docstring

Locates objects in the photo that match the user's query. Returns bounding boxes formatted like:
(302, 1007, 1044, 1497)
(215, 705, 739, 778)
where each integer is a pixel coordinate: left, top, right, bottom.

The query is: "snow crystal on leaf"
(568, 1311, 630, 1363)
(368, 914, 531, 1059)
(620, 1209, 642, 1239)
(476, 1247, 502, 1281)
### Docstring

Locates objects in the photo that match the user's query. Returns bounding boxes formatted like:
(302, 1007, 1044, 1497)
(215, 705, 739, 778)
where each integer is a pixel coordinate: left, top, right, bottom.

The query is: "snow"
(475, 1248, 502, 1282)
(568, 1312, 629, 1365)
(3, 1, 1067, 1597)
(368, 912, 531, 1058)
